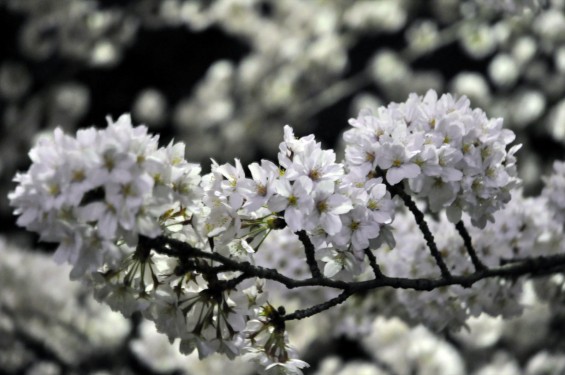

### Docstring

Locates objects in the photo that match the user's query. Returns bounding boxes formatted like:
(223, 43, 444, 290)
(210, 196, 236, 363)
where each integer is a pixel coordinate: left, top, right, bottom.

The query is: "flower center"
(317, 199, 328, 213)
(308, 168, 321, 181)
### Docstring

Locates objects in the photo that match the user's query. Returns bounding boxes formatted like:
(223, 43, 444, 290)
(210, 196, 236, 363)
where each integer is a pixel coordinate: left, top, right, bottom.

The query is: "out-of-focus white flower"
(369, 50, 410, 87)
(510, 90, 546, 126)
(459, 23, 497, 59)
(133, 88, 168, 127)
(0, 61, 32, 101)
(454, 314, 505, 348)
(547, 99, 565, 142)
(450, 72, 491, 106)
(488, 53, 520, 88)
(343, 0, 407, 32)
(555, 46, 565, 73)
(473, 352, 521, 375)
(314, 357, 388, 375)
(511, 36, 538, 66)
(406, 20, 440, 54)
(534, 9, 565, 41)
(0, 240, 130, 367)
(525, 352, 565, 375)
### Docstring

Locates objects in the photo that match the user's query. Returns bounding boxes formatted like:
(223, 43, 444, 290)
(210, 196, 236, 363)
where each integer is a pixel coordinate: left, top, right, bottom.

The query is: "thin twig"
(283, 290, 353, 321)
(364, 248, 384, 279)
(220, 273, 252, 290)
(455, 220, 487, 271)
(296, 230, 322, 278)
(381, 178, 452, 280)
(291, 70, 371, 121)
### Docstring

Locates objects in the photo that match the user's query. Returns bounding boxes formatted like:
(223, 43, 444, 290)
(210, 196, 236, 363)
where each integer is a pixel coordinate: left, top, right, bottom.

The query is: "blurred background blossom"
(3, 0, 565, 374)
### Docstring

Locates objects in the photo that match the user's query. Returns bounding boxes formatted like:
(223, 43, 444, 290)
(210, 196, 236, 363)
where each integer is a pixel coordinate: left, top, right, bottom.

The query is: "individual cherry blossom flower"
(365, 182, 395, 224)
(67, 230, 121, 279)
(343, 131, 379, 172)
(436, 146, 464, 181)
(268, 176, 314, 232)
(332, 206, 380, 252)
(91, 145, 137, 185)
(421, 178, 459, 212)
(278, 125, 316, 170)
(284, 142, 343, 184)
(317, 247, 363, 278)
(203, 203, 240, 239)
(78, 200, 122, 239)
(375, 143, 421, 185)
(306, 180, 353, 236)
(227, 238, 256, 261)
(429, 115, 465, 149)
(410, 145, 441, 178)
(215, 159, 247, 210)
(106, 173, 155, 211)
(341, 163, 377, 193)
(242, 160, 280, 211)
(170, 163, 203, 208)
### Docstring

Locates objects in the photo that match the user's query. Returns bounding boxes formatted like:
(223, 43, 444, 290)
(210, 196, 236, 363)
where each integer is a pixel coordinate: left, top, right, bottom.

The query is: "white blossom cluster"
(205, 124, 395, 279)
(344, 90, 521, 228)
(8, 114, 203, 278)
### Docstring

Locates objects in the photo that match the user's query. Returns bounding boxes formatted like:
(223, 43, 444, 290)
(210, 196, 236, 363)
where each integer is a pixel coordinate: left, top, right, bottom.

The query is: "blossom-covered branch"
(9, 90, 565, 375)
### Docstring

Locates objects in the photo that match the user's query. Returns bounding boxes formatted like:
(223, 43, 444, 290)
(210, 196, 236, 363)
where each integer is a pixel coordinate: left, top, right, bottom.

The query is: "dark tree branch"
(283, 253, 565, 321)
(141, 235, 350, 290)
(364, 248, 384, 278)
(219, 273, 252, 290)
(296, 230, 322, 278)
(381, 177, 452, 280)
(455, 220, 487, 271)
(283, 290, 353, 321)
(141, 235, 565, 323)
